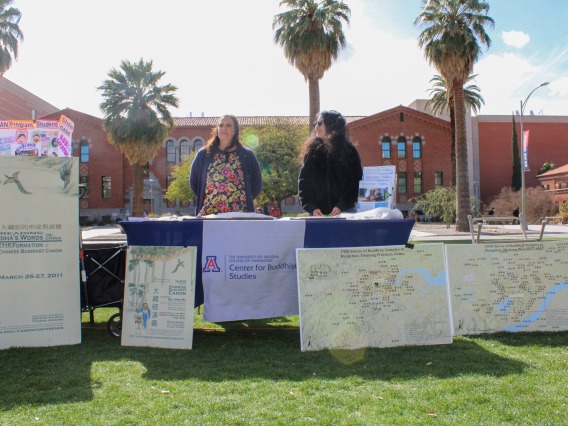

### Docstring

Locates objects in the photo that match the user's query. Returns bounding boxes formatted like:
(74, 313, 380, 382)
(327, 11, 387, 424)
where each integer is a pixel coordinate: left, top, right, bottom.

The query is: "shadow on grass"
(0, 326, 534, 409)
(470, 331, 568, 348)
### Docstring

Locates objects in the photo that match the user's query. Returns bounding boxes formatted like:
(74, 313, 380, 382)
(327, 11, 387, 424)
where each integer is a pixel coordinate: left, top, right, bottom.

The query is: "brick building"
(2, 76, 568, 221)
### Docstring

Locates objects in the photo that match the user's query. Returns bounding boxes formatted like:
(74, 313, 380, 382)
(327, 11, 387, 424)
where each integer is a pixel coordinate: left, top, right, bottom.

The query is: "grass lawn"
(0, 308, 566, 425)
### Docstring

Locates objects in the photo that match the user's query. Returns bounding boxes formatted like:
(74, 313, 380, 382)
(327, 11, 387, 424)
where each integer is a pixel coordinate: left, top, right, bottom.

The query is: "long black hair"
(300, 110, 351, 162)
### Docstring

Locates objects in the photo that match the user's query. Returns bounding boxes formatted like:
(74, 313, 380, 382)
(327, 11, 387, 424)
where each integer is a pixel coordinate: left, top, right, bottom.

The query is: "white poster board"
(201, 220, 306, 322)
(446, 242, 568, 335)
(296, 244, 452, 351)
(121, 246, 197, 349)
(0, 156, 80, 349)
(358, 166, 396, 211)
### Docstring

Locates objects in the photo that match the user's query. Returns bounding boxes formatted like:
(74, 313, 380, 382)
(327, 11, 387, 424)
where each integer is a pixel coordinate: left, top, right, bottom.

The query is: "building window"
(166, 140, 176, 162)
(194, 138, 204, 152)
(398, 172, 407, 194)
(381, 137, 391, 159)
(397, 137, 406, 158)
(414, 172, 422, 194)
(102, 176, 111, 199)
(435, 171, 443, 188)
(79, 176, 89, 197)
(180, 140, 190, 161)
(413, 137, 422, 159)
(80, 141, 89, 163)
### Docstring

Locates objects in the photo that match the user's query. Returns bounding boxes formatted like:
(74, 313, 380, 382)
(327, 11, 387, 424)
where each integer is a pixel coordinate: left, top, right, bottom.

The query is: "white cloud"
(501, 31, 530, 49)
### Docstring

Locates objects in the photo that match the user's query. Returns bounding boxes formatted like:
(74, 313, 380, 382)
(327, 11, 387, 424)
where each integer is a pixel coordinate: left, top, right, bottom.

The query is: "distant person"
(298, 110, 363, 216)
(256, 207, 263, 214)
(269, 200, 282, 218)
(190, 115, 262, 216)
(512, 207, 520, 224)
(488, 207, 495, 216)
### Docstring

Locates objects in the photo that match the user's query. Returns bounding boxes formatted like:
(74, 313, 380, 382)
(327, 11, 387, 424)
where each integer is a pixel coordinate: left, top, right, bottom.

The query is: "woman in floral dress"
(190, 115, 262, 216)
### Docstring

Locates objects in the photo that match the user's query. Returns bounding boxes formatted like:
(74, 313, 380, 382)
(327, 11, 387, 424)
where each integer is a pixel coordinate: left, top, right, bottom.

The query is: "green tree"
(0, 0, 23, 76)
(413, 186, 457, 228)
(426, 74, 485, 187)
(415, 0, 494, 232)
(273, 0, 350, 128)
(242, 123, 308, 207)
(511, 115, 521, 190)
(98, 59, 178, 217)
(537, 162, 555, 175)
(165, 151, 197, 203)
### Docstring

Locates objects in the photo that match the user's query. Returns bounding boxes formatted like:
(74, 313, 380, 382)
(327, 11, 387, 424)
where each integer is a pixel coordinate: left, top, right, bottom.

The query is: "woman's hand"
(312, 209, 324, 216)
(329, 207, 342, 216)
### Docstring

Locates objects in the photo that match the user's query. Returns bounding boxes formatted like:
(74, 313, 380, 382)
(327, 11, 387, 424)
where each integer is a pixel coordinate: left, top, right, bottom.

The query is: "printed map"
(296, 244, 452, 351)
(447, 241, 568, 335)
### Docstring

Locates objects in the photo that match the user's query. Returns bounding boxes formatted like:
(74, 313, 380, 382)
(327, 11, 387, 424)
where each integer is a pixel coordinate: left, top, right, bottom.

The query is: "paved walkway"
(81, 221, 568, 243)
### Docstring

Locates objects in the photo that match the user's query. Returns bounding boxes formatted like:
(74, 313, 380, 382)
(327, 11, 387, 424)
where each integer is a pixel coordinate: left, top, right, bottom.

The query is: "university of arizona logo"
(203, 256, 221, 272)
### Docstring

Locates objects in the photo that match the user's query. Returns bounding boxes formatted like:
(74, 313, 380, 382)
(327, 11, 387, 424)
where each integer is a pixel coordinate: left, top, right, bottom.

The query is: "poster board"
(446, 242, 568, 335)
(0, 115, 74, 158)
(121, 246, 197, 349)
(357, 166, 396, 211)
(296, 244, 452, 351)
(0, 156, 80, 349)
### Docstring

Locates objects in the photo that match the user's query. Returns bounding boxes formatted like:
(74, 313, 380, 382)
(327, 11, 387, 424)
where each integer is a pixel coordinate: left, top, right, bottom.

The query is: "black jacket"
(298, 139, 363, 215)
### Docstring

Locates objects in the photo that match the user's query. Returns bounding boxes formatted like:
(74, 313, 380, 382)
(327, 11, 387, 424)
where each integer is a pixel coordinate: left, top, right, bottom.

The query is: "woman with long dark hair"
(190, 115, 262, 216)
(298, 110, 363, 216)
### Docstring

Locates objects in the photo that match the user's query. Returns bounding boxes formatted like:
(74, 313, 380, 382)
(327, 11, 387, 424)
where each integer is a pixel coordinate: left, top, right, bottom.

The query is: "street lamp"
(148, 179, 154, 214)
(519, 81, 549, 230)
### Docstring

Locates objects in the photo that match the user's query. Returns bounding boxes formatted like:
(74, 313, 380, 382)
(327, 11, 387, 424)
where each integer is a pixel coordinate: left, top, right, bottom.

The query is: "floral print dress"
(198, 151, 247, 215)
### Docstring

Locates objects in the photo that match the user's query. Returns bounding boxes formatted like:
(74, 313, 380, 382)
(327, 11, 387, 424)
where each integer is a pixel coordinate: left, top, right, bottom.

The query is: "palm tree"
(427, 74, 485, 187)
(98, 59, 178, 217)
(0, 0, 24, 76)
(415, 0, 493, 232)
(273, 0, 350, 128)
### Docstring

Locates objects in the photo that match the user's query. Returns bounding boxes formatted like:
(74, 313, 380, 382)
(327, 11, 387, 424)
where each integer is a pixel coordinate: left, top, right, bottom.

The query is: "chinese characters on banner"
(0, 115, 74, 157)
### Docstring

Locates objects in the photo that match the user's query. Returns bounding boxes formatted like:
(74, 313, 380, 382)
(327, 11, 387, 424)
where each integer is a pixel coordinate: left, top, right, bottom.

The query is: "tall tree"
(273, 0, 350, 128)
(511, 115, 521, 190)
(0, 0, 23, 76)
(427, 74, 485, 187)
(415, 0, 494, 232)
(98, 59, 178, 217)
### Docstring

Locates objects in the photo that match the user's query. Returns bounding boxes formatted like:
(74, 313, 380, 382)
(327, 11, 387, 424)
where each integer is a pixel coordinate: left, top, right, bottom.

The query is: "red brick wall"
(349, 107, 452, 203)
(478, 119, 568, 203)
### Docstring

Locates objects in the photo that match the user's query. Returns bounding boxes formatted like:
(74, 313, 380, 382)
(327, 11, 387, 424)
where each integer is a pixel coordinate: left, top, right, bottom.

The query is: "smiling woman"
(189, 115, 262, 216)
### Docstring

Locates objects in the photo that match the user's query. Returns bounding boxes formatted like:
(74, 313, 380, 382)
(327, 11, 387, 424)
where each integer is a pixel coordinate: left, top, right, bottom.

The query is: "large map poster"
(121, 246, 197, 349)
(446, 242, 568, 335)
(0, 156, 80, 349)
(296, 244, 452, 352)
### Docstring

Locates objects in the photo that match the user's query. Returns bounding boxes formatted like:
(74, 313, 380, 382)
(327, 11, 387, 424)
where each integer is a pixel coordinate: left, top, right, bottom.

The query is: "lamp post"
(519, 82, 549, 230)
(148, 179, 154, 215)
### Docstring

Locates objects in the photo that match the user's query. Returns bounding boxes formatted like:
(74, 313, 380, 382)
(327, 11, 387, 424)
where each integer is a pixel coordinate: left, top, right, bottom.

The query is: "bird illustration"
(3, 171, 32, 194)
(172, 259, 185, 273)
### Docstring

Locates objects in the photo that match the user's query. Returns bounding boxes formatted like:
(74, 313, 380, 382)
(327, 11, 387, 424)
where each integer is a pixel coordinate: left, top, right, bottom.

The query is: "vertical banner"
(522, 130, 530, 171)
(121, 246, 197, 349)
(201, 220, 306, 322)
(0, 156, 80, 350)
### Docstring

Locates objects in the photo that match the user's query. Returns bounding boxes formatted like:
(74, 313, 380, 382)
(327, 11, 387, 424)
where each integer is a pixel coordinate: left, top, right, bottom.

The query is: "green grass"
(0, 308, 566, 425)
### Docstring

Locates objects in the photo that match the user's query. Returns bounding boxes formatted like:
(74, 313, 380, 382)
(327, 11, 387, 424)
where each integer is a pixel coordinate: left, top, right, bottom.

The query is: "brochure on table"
(357, 165, 396, 211)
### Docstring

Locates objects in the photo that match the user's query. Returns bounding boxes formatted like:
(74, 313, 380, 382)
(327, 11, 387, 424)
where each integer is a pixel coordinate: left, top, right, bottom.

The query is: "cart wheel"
(107, 313, 122, 338)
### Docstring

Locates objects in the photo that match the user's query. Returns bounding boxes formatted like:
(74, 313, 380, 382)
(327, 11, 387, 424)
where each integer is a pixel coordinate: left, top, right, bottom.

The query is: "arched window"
(80, 140, 89, 162)
(166, 140, 176, 162)
(397, 137, 406, 158)
(193, 138, 204, 152)
(180, 139, 190, 161)
(381, 137, 391, 159)
(412, 137, 422, 159)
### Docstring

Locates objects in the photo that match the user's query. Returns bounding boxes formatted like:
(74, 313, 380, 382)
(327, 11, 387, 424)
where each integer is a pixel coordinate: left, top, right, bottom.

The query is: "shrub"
(488, 186, 558, 224)
(559, 199, 568, 224)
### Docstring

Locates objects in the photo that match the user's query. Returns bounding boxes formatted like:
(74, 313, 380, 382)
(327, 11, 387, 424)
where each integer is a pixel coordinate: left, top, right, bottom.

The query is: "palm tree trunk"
(453, 81, 471, 232)
(308, 78, 320, 130)
(132, 163, 145, 217)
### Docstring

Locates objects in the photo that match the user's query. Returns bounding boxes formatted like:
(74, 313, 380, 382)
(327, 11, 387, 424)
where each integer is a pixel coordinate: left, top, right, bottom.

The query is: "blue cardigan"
(189, 145, 262, 215)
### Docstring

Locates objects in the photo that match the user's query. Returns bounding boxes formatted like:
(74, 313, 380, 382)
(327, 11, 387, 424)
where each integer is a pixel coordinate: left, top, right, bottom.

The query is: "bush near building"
(488, 186, 558, 224)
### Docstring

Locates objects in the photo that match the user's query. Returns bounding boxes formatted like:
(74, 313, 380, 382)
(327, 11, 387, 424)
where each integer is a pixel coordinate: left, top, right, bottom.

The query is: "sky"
(5, 0, 568, 119)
